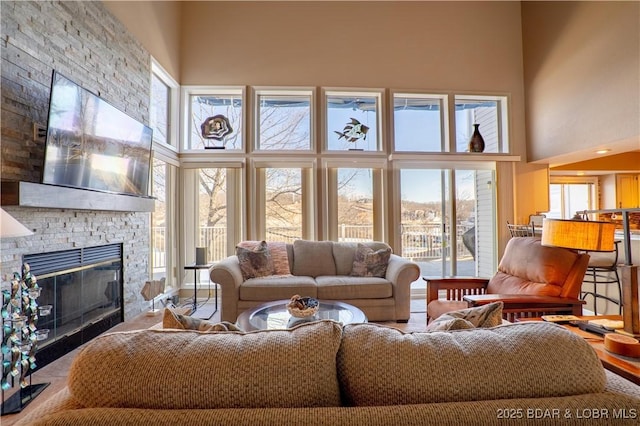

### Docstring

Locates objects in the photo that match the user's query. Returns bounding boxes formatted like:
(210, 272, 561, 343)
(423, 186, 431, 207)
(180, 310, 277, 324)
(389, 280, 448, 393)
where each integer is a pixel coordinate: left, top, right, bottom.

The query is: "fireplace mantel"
(1, 181, 155, 212)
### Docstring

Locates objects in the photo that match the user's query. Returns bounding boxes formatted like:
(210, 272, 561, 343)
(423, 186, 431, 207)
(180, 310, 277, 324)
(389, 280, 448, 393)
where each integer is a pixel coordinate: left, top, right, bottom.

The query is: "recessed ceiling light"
(595, 149, 611, 154)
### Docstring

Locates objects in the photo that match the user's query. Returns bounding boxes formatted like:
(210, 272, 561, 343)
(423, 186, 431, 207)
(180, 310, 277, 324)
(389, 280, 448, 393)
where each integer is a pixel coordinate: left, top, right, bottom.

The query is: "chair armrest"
(385, 254, 420, 321)
(464, 294, 586, 321)
(210, 255, 244, 322)
(424, 276, 490, 303)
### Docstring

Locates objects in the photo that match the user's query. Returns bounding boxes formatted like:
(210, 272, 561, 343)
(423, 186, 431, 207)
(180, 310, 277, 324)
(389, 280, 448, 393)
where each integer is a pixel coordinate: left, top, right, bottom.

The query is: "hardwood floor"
(1, 298, 428, 425)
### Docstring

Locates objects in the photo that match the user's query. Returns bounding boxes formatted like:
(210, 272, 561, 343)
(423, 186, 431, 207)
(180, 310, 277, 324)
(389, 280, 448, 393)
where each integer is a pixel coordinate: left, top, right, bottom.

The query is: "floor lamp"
(542, 217, 639, 337)
(1, 207, 50, 415)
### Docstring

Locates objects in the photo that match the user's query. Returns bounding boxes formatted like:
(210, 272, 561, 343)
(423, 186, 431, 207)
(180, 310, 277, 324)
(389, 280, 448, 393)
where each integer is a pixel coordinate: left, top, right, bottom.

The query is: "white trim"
(390, 91, 449, 153)
(252, 87, 316, 153)
(321, 88, 385, 153)
(150, 58, 180, 151)
(181, 85, 246, 152)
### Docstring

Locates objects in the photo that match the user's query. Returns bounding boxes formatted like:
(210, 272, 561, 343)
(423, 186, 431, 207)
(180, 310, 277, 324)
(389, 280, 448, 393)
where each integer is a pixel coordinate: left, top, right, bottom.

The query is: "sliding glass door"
(399, 166, 496, 285)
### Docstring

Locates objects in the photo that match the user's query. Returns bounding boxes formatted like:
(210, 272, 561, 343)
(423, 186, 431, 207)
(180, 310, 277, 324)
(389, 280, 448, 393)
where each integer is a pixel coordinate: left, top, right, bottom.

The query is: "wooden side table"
(520, 315, 640, 386)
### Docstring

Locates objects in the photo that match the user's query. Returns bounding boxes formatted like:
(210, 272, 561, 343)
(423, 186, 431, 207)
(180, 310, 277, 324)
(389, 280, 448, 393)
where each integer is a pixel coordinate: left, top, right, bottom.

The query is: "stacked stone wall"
(1, 1, 152, 318)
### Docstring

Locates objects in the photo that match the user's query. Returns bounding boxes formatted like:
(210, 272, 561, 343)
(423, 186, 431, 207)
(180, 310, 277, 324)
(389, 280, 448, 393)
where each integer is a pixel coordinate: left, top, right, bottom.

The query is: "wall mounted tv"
(41, 71, 153, 198)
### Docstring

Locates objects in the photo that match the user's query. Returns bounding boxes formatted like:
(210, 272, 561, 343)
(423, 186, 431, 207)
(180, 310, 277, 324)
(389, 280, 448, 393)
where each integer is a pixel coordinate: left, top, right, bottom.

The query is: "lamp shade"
(0, 207, 33, 238)
(541, 218, 616, 252)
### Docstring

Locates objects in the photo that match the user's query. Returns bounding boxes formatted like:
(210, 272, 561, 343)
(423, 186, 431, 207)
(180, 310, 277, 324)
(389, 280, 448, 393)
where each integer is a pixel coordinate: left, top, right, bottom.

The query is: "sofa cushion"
(351, 243, 391, 277)
(332, 242, 391, 276)
(69, 320, 343, 409)
(240, 275, 318, 300)
(426, 302, 503, 331)
(337, 322, 606, 406)
(237, 241, 291, 275)
(316, 276, 392, 300)
(162, 308, 242, 331)
(236, 240, 274, 280)
(292, 240, 336, 277)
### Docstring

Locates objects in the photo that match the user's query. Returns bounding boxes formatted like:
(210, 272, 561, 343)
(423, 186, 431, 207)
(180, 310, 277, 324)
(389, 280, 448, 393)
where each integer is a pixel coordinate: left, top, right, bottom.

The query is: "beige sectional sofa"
(17, 320, 640, 426)
(210, 240, 421, 323)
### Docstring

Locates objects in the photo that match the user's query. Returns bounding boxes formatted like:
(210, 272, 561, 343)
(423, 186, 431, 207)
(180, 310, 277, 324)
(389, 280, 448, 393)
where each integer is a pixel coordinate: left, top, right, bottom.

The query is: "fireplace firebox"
(24, 244, 124, 370)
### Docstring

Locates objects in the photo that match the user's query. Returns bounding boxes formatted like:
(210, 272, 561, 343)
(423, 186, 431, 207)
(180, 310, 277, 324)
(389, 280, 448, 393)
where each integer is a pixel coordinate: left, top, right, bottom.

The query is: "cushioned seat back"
(337, 322, 606, 406)
(68, 320, 343, 409)
(486, 237, 589, 298)
(292, 240, 337, 277)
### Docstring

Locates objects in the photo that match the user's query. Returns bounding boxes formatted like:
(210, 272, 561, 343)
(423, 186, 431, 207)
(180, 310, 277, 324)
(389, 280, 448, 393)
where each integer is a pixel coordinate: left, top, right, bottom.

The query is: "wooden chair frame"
(425, 277, 585, 322)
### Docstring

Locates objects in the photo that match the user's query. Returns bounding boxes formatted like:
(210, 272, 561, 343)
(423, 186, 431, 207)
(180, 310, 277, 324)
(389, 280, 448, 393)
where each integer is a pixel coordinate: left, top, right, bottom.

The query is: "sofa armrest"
(464, 294, 586, 321)
(210, 255, 244, 322)
(385, 254, 420, 321)
(424, 277, 490, 304)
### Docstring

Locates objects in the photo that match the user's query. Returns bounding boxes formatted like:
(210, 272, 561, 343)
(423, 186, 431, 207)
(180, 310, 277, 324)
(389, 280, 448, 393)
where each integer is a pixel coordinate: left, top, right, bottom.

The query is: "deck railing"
(151, 223, 474, 268)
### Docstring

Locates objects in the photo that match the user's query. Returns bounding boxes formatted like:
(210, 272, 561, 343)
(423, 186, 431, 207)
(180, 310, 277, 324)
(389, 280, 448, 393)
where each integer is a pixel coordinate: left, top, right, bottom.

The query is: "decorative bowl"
(287, 295, 319, 318)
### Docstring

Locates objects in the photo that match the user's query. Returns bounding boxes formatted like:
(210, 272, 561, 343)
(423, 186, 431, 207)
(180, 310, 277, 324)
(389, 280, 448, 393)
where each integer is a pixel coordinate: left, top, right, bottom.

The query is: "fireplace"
(25, 244, 124, 370)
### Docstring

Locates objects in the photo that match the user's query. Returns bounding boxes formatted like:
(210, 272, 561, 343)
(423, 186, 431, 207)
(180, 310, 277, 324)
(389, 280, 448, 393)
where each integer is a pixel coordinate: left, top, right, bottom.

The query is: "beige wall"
(104, 0, 182, 80)
(522, 1, 640, 165)
(180, 2, 523, 100)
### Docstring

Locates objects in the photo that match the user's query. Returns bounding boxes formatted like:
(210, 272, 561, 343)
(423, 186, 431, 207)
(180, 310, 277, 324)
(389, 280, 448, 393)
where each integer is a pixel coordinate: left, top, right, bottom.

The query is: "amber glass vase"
(468, 124, 485, 153)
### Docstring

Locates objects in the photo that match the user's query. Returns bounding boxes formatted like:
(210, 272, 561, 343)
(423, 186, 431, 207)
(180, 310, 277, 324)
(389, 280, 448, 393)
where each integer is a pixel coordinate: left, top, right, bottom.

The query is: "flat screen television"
(41, 71, 153, 198)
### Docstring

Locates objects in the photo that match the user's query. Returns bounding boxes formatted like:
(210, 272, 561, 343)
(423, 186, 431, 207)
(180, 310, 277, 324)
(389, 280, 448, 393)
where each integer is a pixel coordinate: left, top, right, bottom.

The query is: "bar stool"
(580, 241, 622, 315)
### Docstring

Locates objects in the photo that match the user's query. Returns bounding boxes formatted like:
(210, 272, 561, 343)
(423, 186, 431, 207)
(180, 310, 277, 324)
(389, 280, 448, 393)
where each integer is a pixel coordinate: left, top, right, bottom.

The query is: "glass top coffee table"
(236, 299, 367, 331)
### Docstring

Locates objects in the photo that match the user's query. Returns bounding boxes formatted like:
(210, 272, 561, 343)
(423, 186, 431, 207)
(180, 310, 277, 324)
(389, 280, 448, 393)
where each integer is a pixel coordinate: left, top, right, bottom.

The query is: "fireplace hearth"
(25, 244, 124, 370)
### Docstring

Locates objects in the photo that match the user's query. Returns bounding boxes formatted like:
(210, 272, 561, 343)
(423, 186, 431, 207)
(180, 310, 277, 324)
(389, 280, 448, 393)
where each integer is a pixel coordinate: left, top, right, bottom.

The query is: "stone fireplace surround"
(1, 202, 151, 321)
(1, 1, 155, 323)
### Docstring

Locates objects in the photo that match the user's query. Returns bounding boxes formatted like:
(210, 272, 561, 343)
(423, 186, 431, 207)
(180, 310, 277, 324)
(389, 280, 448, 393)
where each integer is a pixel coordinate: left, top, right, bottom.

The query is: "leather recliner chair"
(426, 237, 590, 322)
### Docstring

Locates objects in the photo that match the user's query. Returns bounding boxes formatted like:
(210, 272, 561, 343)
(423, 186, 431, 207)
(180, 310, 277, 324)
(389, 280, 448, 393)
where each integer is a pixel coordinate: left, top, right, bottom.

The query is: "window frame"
(181, 85, 247, 152)
(252, 87, 316, 153)
(453, 94, 510, 154)
(322, 88, 385, 153)
(150, 58, 180, 151)
(391, 91, 449, 153)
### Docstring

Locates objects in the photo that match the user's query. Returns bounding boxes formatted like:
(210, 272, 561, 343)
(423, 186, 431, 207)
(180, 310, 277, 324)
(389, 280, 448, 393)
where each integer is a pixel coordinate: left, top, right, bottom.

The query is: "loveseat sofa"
(210, 240, 420, 323)
(16, 320, 640, 426)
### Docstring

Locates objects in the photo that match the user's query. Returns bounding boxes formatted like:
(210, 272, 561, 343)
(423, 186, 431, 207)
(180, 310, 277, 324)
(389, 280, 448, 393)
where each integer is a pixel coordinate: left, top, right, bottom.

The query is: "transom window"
(325, 91, 382, 152)
(255, 89, 313, 151)
(184, 88, 244, 150)
(454, 95, 508, 153)
(393, 93, 446, 152)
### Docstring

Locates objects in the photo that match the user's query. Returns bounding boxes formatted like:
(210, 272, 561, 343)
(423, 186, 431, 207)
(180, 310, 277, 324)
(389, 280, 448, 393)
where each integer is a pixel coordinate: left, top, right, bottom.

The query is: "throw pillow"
(162, 307, 243, 332)
(425, 317, 475, 332)
(236, 240, 275, 280)
(237, 240, 291, 275)
(350, 243, 391, 277)
(428, 301, 504, 330)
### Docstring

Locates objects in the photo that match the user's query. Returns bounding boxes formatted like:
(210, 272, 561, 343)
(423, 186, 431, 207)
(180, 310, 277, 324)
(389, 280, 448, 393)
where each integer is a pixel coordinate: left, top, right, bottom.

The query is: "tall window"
(336, 168, 374, 241)
(149, 59, 179, 287)
(198, 168, 229, 261)
(151, 159, 178, 288)
(177, 86, 512, 294)
(265, 168, 303, 241)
